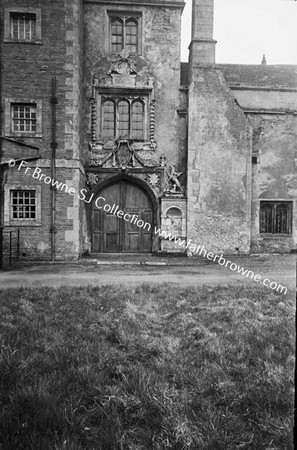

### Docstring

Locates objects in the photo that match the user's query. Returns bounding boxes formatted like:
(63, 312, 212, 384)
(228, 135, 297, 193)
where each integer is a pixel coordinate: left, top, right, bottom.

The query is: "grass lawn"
(0, 283, 295, 450)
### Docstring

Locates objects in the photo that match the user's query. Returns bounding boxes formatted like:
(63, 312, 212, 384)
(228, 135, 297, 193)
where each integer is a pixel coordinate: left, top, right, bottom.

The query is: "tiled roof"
(218, 64, 297, 89)
(180, 63, 297, 89)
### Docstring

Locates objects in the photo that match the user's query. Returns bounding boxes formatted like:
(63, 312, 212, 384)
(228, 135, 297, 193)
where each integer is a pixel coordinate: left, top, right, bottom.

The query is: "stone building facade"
(0, 0, 296, 261)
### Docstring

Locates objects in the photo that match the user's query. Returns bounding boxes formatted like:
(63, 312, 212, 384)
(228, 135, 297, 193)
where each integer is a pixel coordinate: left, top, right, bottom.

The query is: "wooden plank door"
(92, 182, 121, 253)
(92, 180, 152, 253)
(123, 182, 152, 253)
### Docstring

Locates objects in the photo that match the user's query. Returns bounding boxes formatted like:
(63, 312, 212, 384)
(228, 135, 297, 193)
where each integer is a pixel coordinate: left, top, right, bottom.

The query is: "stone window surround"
(108, 10, 142, 56)
(4, 98, 42, 138)
(4, 184, 42, 227)
(259, 199, 293, 237)
(101, 96, 146, 140)
(4, 7, 42, 44)
(97, 90, 150, 141)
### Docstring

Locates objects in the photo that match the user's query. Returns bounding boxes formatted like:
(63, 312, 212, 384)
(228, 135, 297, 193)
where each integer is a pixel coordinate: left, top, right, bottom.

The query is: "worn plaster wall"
(249, 113, 297, 252)
(187, 67, 253, 255)
(229, 84, 297, 253)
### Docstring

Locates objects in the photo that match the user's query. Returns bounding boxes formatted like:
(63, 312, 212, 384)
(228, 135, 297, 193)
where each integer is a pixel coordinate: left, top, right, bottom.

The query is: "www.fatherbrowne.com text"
(9, 160, 288, 295)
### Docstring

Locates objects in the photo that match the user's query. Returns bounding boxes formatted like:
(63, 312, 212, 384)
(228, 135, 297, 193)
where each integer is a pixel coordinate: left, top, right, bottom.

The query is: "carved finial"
(160, 154, 167, 167)
(261, 54, 267, 65)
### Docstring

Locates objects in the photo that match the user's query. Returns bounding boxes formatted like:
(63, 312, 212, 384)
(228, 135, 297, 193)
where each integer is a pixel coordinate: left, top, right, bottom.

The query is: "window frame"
(11, 103, 37, 134)
(10, 190, 37, 221)
(260, 200, 293, 236)
(108, 11, 142, 55)
(100, 95, 147, 140)
(4, 8, 42, 44)
(5, 98, 42, 138)
(4, 185, 42, 227)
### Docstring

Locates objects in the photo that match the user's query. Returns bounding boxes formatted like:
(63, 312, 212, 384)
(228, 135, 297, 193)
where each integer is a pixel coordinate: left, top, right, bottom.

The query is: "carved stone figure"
(164, 165, 184, 194)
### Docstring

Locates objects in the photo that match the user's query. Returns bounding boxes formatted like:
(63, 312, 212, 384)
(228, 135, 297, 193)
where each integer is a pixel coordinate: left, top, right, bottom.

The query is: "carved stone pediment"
(106, 50, 138, 87)
(107, 49, 138, 76)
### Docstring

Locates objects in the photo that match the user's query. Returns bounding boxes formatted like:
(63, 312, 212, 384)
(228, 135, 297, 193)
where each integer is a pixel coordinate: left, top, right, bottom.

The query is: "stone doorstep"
(96, 260, 167, 266)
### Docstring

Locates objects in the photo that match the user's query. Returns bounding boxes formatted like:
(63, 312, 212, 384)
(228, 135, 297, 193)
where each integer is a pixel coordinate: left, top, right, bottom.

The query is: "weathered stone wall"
(83, 1, 184, 172)
(1, 0, 85, 260)
(187, 67, 253, 255)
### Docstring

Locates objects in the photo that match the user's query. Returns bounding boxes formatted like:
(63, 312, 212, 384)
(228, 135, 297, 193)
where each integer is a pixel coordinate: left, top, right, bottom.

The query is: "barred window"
(110, 15, 140, 54)
(11, 103, 37, 133)
(11, 191, 36, 220)
(102, 97, 145, 139)
(11, 13, 36, 41)
(260, 201, 292, 235)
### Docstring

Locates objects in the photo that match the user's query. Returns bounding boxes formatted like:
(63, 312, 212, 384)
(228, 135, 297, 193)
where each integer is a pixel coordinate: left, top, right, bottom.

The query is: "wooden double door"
(92, 180, 153, 253)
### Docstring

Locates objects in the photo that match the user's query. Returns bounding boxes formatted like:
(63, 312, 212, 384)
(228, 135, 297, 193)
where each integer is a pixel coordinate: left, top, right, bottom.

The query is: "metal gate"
(0, 228, 20, 269)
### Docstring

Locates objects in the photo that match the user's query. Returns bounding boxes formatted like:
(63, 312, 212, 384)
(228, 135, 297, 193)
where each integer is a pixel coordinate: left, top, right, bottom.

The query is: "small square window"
(10, 13, 37, 41)
(11, 190, 36, 221)
(5, 98, 42, 137)
(4, 185, 41, 226)
(11, 103, 37, 133)
(4, 8, 42, 44)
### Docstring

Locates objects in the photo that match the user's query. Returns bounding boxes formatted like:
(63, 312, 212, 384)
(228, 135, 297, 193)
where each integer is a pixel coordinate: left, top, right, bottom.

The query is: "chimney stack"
(189, 0, 216, 68)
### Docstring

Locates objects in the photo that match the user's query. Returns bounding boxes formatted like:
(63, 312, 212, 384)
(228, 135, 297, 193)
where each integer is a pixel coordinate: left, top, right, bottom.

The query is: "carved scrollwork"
(150, 99, 156, 143)
(89, 139, 159, 168)
(86, 173, 100, 187)
(147, 173, 160, 189)
(91, 97, 97, 143)
(107, 49, 138, 77)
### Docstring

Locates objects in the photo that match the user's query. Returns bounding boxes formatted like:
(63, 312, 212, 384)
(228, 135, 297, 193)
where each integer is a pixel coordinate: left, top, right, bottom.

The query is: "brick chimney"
(189, 0, 216, 67)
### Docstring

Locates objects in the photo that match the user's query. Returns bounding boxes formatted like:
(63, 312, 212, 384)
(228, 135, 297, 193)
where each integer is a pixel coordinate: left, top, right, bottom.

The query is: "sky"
(181, 0, 297, 64)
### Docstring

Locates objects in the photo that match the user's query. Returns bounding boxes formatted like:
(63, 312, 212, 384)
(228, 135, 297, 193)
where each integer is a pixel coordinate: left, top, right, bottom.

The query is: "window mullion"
(123, 17, 126, 50)
(273, 204, 276, 234)
(287, 204, 290, 234)
(129, 99, 132, 138)
(115, 99, 119, 138)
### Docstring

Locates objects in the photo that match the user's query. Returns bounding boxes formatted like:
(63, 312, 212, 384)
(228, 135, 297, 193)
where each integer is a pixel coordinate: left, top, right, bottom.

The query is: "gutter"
(50, 77, 58, 262)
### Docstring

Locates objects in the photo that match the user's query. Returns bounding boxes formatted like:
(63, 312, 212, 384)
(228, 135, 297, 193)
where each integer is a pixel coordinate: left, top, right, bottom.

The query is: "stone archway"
(91, 175, 156, 253)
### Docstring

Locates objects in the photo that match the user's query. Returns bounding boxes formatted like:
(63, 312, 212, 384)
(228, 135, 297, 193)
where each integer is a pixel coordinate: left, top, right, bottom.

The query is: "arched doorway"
(92, 179, 153, 253)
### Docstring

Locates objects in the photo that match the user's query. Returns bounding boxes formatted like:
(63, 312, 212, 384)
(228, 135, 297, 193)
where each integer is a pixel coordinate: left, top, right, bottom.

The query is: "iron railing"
(0, 228, 20, 269)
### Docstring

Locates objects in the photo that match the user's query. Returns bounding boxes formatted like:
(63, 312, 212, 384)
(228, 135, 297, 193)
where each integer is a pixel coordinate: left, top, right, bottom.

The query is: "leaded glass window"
(260, 201, 292, 234)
